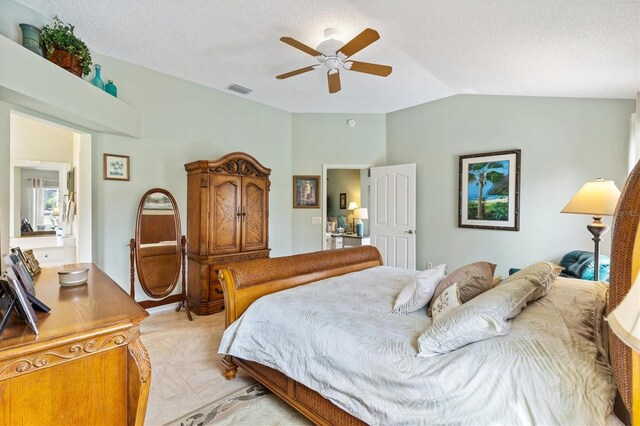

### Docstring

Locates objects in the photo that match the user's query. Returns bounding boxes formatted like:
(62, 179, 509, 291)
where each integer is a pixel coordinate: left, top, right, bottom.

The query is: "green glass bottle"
(91, 64, 105, 90)
(105, 80, 117, 97)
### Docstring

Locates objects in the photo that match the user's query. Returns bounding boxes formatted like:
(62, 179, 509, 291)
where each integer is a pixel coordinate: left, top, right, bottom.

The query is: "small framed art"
(458, 150, 521, 231)
(293, 175, 321, 208)
(339, 193, 347, 209)
(104, 153, 130, 181)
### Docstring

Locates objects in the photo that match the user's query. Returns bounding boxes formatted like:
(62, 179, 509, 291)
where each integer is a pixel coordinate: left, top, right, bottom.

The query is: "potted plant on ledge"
(39, 16, 92, 78)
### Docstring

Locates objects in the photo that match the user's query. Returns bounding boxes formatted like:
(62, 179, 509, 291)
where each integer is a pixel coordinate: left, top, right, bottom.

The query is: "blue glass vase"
(91, 64, 105, 90)
(105, 80, 117, 97)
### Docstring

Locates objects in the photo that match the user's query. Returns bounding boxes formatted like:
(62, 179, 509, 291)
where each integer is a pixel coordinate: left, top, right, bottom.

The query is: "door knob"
(405, 230, 415, 235)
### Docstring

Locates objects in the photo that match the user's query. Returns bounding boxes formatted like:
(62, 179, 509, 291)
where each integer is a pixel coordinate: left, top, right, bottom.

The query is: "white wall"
(90, 53, 292, 296)
(292, 113, 386, 254)
(387, 95, 635, 276)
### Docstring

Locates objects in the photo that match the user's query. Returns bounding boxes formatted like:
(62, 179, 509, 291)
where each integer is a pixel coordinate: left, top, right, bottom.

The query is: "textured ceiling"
(16, 0, 640, 113)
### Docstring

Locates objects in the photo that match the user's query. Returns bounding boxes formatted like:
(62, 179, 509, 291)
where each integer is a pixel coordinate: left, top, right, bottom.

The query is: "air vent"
(227, 84, 252, 95)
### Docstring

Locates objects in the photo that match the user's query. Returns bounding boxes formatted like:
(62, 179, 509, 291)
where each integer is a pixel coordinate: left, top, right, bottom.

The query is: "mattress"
(219, 266, 615, 425)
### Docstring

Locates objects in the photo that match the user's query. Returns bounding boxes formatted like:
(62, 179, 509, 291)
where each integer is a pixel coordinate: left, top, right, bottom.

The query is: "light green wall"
(387, 95, 635, 276)
(90, 53, 292, 293)
(292, 113, 386, 253)
(1, 0, 635, 280)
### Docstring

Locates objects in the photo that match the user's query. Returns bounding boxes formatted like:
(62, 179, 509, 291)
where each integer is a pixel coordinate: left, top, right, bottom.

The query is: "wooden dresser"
(0, 264, 150, 426)
(185, 152, 271, 315)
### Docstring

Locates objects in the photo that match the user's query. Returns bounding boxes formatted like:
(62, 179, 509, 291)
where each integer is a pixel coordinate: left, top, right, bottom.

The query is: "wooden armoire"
(184, 152, 271, 315)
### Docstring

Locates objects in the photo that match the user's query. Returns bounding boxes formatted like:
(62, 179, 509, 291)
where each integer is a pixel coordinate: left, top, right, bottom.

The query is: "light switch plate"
(311, 217, 322, 225)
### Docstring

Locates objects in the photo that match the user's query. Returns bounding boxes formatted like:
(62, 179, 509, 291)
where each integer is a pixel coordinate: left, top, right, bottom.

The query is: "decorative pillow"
(428, 261, 496, 316)
(392, 264, 446, 313)
(417, 278, 539, 357)
(430, 282, 461, 322)
(499, 261, 563, 302)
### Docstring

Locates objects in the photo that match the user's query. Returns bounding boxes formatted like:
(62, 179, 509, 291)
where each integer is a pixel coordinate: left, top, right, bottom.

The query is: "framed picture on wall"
(339, 193, 347, 209)
(104, 153, 130, 181)
(458, 149, 521, 231)
(293, 175, 321, 208)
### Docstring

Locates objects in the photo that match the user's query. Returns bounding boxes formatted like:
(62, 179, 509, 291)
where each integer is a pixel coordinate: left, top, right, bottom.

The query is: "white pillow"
(392, 264, 446, 313)
(417, 278, 538, 357)
(430, 283, 461, 322)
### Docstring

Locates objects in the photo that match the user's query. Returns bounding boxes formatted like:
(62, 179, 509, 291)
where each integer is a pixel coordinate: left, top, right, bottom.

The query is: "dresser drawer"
(209, 265, 225, 300)
(31, 246, 75, 267)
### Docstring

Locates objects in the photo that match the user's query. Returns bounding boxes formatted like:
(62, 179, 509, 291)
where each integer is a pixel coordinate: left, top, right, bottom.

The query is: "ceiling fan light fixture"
(277, 27, 392, 94)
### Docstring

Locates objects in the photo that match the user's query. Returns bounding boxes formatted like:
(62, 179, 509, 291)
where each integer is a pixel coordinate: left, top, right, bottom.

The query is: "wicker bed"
(218, 164, 640, 425)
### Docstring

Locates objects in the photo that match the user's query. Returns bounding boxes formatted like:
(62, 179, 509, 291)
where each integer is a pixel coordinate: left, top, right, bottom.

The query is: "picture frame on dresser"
(22, 249, 41, 275)
(3, 269, 39, 335)
(458, 149, 521, 231)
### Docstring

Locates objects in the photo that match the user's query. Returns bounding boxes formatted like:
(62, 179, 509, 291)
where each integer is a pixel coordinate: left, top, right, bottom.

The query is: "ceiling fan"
(276, 28, 392, 94)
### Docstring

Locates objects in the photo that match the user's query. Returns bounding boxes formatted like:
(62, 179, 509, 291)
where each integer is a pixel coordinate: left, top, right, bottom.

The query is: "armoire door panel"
(242, 177, 268, 251)
(209, 175, 242, 253)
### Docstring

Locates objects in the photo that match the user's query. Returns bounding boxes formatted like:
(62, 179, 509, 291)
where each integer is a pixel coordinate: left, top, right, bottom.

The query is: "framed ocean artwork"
(458, 150, 521, 231)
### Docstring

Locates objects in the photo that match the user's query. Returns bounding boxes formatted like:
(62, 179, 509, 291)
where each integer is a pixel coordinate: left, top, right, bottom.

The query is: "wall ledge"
(0, 35, 140, 138)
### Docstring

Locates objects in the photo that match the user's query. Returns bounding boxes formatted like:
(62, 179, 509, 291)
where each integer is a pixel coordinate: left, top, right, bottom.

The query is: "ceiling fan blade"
(328, 71, 341, 94)
(280, 37, 323, 58)
(338, 28, 380, 58)
(276, 65, 318, 79)
(348, 61, 392, 77)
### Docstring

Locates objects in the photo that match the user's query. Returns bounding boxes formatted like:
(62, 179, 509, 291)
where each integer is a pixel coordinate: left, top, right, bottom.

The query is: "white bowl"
(58, 268, 89, 286)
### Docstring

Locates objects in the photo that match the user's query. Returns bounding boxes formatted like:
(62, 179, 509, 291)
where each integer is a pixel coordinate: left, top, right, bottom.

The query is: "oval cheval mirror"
(129, 188, 192, 320)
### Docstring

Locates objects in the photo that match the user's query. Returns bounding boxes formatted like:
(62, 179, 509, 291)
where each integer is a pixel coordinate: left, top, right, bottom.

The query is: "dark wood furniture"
(0, 264, 150, 425)
(129, 188, 191, 319)
(185, 152, 271, 315)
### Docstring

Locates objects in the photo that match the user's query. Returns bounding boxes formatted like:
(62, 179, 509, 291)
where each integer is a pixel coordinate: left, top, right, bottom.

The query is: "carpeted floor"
(164, 382, 310, 426)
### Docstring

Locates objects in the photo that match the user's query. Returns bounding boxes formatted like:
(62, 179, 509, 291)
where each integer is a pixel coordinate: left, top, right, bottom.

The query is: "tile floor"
(140, 308, 254, 425)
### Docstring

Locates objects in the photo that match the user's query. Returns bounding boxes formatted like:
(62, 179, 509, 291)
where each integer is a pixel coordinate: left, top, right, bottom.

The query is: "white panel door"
(369, 164, 416, 269)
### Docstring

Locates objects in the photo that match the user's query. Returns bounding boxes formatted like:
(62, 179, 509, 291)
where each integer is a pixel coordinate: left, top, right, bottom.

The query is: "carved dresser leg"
(127, 335, 152, 426)
(221, 355, 237, 380)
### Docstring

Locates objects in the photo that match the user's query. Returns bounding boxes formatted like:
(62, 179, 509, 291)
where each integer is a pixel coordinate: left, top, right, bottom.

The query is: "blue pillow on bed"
(560, 250, 610, 282)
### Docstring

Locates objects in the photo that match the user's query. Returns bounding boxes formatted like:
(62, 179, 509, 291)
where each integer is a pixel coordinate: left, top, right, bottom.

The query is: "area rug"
(164, 382, 310, 426)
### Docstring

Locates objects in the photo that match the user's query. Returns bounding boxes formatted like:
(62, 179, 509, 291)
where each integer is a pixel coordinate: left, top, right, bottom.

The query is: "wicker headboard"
(609, 162, 640, 420)
(218, 246, 384, 328)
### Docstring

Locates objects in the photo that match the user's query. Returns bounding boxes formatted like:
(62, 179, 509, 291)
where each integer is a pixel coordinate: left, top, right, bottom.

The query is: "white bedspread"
(218, 266, 615, 425)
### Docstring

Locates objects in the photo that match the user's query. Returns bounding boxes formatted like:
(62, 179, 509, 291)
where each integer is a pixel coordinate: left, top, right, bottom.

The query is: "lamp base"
(587, 216, 609, 281)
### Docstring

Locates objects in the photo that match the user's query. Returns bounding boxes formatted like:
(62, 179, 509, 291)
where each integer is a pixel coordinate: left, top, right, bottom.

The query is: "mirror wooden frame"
(129, 188, 192, 320)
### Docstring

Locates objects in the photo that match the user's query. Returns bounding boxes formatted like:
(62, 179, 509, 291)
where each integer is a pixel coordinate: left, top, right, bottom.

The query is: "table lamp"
(348, 201, 358, 232)
(560, 178, 621, 281)
(354, 208, 368, 237)
(607, 272, 640, 424)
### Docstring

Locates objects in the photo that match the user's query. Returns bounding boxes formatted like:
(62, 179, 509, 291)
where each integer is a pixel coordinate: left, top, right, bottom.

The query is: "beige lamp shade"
(354, 208, 368, 220)
(608, 273, 640, 352)
(347, 201, 358, 210)
(561, 178, 621, 216)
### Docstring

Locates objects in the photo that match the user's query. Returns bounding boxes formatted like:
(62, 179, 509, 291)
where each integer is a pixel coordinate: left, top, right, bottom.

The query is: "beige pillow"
(392, 264, 446, 313)
(430, 282, 461, 322)
(417, 278, 538, 357)
(428, 262, 496, 316)
(500, 261, 563, 302)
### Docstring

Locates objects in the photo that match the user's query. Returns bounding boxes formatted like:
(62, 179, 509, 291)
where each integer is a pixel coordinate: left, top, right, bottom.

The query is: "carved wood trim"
(186, 250, 270, 264)
(185, 152, 271, 178)
(128, 336, 151, 384)
(0, 326, 139, 381)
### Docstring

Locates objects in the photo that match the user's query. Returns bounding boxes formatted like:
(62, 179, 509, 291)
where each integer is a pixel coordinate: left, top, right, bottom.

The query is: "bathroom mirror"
(130, 188, 191, 319)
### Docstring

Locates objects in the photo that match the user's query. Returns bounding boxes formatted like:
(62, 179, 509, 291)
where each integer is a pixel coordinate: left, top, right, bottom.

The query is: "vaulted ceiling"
(17, 0, 640, 113)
